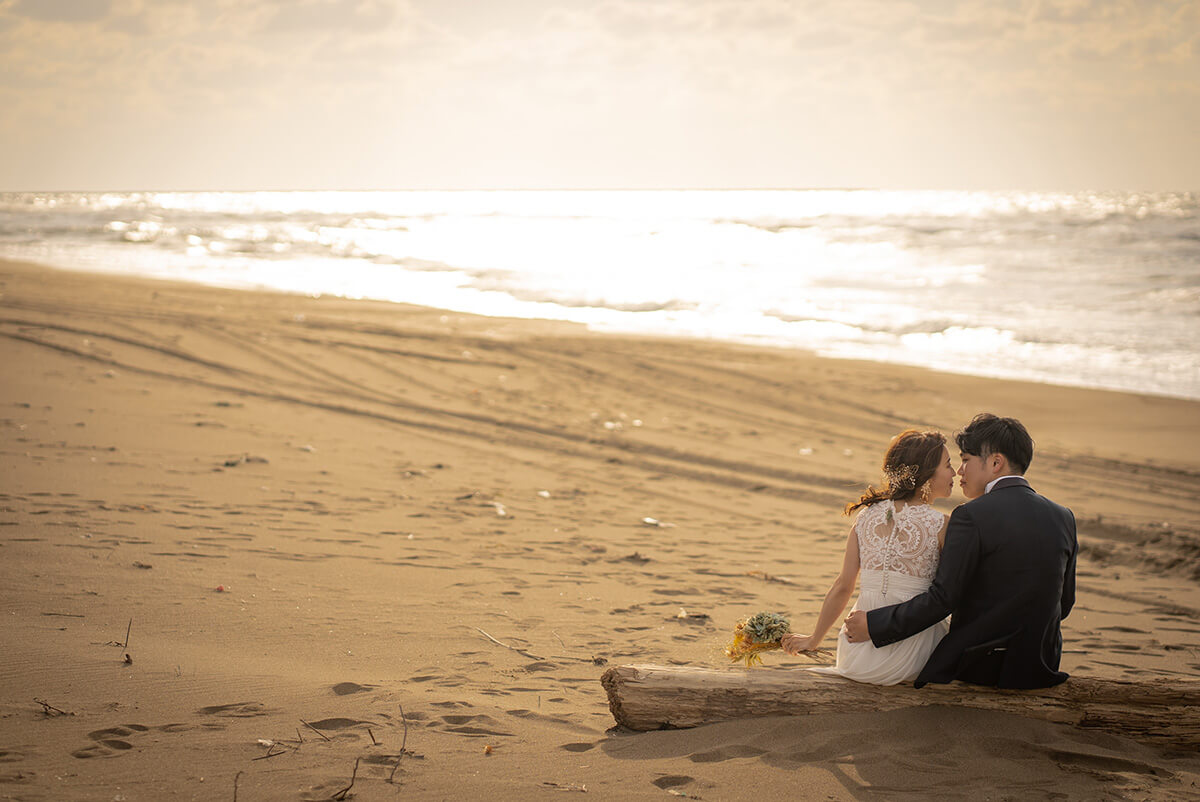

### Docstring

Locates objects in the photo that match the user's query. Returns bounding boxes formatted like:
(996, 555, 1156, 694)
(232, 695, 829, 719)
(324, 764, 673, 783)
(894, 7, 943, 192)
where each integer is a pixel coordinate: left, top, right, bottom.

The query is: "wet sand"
(1, 258, 1198, 800)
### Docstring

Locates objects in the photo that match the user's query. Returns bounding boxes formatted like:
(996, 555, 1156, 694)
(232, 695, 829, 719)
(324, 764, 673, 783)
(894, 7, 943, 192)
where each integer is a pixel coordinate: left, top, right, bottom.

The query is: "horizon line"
(2, 186, 1196, 194)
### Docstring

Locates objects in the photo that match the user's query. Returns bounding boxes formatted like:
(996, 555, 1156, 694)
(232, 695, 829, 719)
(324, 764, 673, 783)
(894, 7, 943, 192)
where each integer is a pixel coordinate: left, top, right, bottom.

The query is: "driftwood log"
(601, 664, 1200, 748)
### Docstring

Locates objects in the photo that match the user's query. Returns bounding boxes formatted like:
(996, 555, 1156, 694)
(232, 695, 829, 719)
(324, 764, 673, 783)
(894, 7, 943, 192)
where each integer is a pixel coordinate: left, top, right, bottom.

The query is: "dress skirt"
(811, 569, 949, 686)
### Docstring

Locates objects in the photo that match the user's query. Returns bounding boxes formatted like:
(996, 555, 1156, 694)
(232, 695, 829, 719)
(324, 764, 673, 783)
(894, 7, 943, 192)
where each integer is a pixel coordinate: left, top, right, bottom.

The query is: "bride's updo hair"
(844, 429, 947, 515)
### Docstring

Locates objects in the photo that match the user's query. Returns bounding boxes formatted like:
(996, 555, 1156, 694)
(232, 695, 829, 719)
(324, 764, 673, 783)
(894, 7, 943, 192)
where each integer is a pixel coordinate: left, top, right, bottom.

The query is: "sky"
(0, 0, 1197, 191)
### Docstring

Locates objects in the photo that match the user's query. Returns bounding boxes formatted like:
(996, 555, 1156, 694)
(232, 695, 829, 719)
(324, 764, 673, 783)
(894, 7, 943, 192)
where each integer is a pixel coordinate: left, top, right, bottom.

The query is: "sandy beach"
(1, 258, 1199, 800)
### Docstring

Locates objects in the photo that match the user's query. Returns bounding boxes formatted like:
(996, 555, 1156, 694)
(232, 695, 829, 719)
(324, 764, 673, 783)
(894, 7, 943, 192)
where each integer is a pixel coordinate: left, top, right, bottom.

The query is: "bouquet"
(724, 611, 791, 666)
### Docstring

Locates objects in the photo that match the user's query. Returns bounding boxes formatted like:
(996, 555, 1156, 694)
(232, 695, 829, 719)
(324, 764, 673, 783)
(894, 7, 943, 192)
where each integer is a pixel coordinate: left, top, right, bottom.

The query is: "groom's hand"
(843, 611, 870, 644)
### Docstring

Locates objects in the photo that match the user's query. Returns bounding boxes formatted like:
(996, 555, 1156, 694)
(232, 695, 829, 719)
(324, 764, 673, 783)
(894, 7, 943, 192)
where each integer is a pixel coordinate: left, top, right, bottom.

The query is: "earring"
(919, 481, 932, 504)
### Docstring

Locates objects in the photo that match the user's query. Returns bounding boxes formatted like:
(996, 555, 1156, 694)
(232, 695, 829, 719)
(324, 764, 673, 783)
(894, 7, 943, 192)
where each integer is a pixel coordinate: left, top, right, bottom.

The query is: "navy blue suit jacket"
(866, 477, 1077, 689)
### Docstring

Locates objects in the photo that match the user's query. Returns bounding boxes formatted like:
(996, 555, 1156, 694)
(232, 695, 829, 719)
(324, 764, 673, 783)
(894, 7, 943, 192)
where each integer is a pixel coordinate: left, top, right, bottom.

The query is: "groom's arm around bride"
(844, 414, 1078, 690)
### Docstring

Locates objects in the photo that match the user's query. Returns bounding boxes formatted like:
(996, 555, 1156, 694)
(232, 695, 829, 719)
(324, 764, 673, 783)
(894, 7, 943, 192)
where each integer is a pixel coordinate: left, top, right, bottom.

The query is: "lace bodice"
(855, 500, 945, 593)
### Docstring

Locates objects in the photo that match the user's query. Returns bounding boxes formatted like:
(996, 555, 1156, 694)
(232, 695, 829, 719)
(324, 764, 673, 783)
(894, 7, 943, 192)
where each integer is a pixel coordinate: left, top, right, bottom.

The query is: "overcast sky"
(1, 0, 1197, 191)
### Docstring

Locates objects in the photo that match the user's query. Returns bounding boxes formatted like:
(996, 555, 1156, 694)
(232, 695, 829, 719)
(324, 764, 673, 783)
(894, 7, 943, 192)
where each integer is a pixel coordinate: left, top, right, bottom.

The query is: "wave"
(1, 189, 1196, 400)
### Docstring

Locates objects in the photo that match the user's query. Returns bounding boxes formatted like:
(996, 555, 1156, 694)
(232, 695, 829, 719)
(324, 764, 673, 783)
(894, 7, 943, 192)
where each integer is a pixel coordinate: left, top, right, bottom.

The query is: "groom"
(843, 413, 1078, 689)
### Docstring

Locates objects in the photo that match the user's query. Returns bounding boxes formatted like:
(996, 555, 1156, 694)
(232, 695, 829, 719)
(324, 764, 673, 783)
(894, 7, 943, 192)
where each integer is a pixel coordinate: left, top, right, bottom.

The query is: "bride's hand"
(781, 633, 816, 655)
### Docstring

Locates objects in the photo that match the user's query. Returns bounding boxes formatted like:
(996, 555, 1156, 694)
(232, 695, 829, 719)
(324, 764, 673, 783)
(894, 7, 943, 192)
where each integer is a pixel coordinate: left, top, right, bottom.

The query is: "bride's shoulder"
(850, 499, 886, 527)
(910, 502, 947, 526)
(857, 498, 890, 517)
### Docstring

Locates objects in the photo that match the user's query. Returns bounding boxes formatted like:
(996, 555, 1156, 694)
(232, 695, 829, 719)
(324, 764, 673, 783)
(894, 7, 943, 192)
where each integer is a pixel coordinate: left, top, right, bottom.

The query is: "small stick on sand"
(388, 705, 408, 784)
(331, 757, 359, 801)
(300, 719, 332, 742)
(296, 726, 304, 744)
(368, 727, 378, 746)
(475, 627, 544, 661)
(33, 698, 72, 717)
(251, 744, 288, 761)
(548, 630, 598, 663)
(123, 618, 132, 649)
(233, 770, 243, 802)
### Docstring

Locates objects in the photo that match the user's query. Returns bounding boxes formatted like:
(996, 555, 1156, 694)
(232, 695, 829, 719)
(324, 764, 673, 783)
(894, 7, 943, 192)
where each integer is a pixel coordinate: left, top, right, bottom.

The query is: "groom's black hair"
(956, 413, 1033, 474)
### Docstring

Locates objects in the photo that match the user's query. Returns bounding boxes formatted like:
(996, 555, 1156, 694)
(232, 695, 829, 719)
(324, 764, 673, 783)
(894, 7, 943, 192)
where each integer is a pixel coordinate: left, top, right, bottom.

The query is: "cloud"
(9, 0, 111, 23)
(3, 0, 1194, 119)
(104, 10, 148, 35)
(0, 0, 1196, 189)
(256, 0, 400, 34)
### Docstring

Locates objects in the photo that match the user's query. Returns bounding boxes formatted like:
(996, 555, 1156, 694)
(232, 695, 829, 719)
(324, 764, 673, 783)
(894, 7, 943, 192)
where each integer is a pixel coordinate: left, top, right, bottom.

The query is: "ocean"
(1, 189, 1196, 400)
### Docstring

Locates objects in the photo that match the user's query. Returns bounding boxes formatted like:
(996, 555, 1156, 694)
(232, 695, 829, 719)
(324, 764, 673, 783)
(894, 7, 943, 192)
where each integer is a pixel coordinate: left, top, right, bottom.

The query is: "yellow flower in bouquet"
(724, 611, 790, 667)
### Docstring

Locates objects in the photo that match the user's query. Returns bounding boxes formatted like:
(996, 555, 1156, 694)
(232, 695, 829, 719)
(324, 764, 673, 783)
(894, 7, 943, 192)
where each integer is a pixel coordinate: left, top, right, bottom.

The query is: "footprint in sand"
(559, 742, 596, 753)
(156, 723, 192, 733)
(409, 671, 469, 688)
(361, 751, 422, 766)
(196, 701, 270, 718)
(331, 681, 377, 696)
(0, 749, 31, 784)
(71, 724, 151, 759)
(306, 718, 373, 731)
(652, 775, 695, 790)
(508, 709, 598, 734)
(433, 714, 513, 737)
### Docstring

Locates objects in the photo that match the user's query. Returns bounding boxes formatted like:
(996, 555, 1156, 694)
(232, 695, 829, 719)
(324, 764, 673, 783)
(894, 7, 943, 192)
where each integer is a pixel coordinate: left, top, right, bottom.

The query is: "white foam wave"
(1, 189, 1196, 400)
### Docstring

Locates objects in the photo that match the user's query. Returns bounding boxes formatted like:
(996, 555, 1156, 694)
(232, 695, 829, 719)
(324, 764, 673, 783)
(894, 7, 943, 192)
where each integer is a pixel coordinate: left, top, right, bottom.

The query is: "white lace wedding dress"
(812, 499, 950, 685)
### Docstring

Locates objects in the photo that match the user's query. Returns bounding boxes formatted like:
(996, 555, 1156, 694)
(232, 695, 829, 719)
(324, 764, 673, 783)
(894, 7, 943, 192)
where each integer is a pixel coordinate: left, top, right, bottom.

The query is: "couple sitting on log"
(782, 413, 1078, 690)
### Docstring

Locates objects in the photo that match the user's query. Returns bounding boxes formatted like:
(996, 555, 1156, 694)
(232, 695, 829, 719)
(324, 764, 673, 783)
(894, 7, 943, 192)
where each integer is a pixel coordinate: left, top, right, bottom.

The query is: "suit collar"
(988, 476, 1031, 493)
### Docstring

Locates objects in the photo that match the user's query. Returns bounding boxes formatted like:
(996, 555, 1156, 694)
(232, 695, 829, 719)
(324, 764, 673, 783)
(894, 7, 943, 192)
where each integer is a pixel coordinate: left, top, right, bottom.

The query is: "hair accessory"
(884, 463, 920, 491)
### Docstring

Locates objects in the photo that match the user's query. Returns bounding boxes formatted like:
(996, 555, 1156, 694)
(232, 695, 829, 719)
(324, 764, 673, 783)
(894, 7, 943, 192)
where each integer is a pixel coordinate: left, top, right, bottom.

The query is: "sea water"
(1, 189, 1196, 400)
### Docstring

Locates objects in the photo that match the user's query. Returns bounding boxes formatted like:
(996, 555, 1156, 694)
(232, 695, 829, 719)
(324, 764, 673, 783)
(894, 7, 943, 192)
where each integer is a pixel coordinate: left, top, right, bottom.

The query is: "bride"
(782, 429, 957, 685)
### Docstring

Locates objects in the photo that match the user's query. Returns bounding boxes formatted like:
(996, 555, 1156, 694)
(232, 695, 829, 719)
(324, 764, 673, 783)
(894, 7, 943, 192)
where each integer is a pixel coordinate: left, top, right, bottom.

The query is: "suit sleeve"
(1060, 510, 1077, 620)
(867, 505, 981, 647)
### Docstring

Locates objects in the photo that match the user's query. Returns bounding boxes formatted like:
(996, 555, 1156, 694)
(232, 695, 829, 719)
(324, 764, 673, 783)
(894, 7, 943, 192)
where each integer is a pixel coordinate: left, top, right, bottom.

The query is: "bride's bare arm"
(782, 524, 860, 655)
